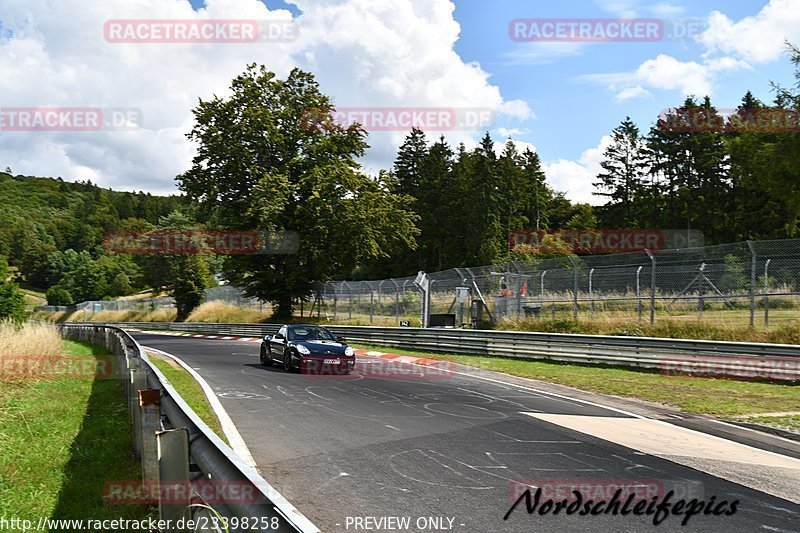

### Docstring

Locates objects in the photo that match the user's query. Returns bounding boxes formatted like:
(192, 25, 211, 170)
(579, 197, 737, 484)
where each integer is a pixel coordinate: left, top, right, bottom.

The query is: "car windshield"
(288, 326, 337, 342)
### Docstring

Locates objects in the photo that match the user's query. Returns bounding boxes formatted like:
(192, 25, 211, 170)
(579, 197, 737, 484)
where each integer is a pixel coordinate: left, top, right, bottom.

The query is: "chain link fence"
(36, 238, 800, 328)
(36, 285, 269, 316)
(317, 238, 800, 328)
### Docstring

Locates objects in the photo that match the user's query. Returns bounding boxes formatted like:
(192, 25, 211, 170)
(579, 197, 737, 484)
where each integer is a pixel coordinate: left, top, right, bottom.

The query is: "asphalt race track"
(132, 332, 800, 533)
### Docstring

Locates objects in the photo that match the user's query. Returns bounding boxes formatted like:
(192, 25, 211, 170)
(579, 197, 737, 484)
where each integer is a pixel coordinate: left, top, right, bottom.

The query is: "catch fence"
(315, 239, 800, 328)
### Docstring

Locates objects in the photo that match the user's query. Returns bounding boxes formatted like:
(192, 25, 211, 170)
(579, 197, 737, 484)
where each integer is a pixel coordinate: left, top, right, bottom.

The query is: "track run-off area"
(131, 331, 800, 533)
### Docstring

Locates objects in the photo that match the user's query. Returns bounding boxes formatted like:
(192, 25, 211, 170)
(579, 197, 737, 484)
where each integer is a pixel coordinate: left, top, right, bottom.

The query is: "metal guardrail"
(80, 322, 800, 382)
(59, 324, 320, 533)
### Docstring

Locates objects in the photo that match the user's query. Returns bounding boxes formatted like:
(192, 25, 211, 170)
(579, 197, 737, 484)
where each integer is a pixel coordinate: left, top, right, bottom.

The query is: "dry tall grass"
(497, 316, 800, 344)
(0, 321, 62, 358)
(186, 301, 269, 323)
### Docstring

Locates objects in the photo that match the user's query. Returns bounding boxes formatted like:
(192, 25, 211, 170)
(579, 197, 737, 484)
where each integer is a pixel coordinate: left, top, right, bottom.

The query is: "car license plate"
(323, 358, 340, 364)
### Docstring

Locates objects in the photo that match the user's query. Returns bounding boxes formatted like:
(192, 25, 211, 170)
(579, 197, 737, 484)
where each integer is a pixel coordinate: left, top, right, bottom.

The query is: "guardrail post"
(645, 249, 656, 324)
(747, 240, 756, 328)
(157, 428, 190, 531)
(139, 389, 161, 484)
(130, 368, 147, 458)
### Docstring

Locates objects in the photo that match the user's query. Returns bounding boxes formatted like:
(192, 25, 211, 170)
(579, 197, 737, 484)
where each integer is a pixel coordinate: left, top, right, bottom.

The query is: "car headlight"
(344, 346, 355, 357)
(296, 345, 310, 355)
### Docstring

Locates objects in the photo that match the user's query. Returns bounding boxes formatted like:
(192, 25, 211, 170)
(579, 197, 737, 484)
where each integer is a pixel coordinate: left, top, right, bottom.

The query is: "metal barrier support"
(58, 324, 320, 533)
(82, 322, 800, 382)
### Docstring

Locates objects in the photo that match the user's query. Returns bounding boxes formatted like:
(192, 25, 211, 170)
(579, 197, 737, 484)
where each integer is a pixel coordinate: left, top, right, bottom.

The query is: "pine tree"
(646, 97, 729, 241)
(594, 117, 648, 228)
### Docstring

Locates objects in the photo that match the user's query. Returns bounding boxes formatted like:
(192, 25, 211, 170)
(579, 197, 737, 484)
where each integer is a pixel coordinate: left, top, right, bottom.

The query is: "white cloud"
(577, 2, 788, 103)
(503, 42, 589, 66)
(614, 85, 652, 101)
(649, 3, 686, 17)
(698, 0, 800, 64)
(543, 135, 612, 205)
(594, 0, 641, 18)
(579, 53, 749, 98)
(493, 139, 537, 157)
(0, 0, 529, 194)
(495, 127, 527, 138)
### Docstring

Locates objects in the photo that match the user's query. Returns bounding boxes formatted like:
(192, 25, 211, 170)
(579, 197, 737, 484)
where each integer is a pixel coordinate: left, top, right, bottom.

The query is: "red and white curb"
(135, 329, 443, 365)
(354, 349, 444, 366)
(136, 330, 262, 342)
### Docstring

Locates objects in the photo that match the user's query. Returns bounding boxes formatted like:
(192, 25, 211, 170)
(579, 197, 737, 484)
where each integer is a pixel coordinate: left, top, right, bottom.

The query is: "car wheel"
(283, 350, 294, 372)
(260, 345, 272, 366)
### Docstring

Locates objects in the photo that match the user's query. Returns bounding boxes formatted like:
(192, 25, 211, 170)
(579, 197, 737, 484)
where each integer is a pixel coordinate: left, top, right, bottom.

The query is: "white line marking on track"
(144, 347, 257, 469)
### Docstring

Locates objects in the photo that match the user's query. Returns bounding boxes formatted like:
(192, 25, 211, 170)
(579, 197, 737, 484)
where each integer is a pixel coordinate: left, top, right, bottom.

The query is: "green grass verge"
(147, 355, 229, 445)
(736, 414, 800, 433)
(353, 343, 800, 420)
(0, 340, 150, 524)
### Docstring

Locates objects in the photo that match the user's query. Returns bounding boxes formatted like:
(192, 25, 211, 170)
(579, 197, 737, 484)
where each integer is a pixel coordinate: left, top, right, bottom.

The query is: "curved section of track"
(133, 332, 800, 533)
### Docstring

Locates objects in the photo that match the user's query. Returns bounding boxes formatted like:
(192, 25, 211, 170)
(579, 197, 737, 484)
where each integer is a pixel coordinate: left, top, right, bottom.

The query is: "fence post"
(540, 271, 547, 306)
(747, 240, 756, 328)
(588, 268, 595, 317)
(402, 280, 410, 323)
(157, 428, 190, 531)
(392, 279, 400, 324)
(414, 272, 430, 328)
(569, 256, 579, 320)
(344, 281, 352, 319)
(138, 389, 161, 484)
(636, 266, 643, 321)
(369, 284, 374, 324)
(764, 258, 771, 327)
(333, 283, 339, 320)
(698, 263, 706, 319)
(645, 249, 656, 324)
(511, 261, 524, 317)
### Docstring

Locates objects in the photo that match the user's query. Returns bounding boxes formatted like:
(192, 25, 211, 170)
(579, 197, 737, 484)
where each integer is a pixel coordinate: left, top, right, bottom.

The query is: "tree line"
(0, 44, 797, 321)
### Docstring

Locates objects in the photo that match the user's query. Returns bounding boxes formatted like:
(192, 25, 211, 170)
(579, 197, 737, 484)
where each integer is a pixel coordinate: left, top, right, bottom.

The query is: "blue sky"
(0, 0, 797, 202)
(450, 0, 796, 165)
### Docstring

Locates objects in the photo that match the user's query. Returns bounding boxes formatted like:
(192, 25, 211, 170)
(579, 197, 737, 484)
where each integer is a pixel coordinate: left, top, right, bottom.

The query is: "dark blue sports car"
(260, 324, 355, 375)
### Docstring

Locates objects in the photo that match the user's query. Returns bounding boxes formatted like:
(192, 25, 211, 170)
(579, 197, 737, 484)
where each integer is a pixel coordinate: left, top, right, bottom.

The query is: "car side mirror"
(336, 336, 345, 343)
